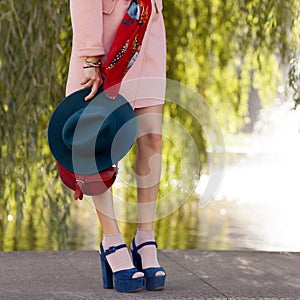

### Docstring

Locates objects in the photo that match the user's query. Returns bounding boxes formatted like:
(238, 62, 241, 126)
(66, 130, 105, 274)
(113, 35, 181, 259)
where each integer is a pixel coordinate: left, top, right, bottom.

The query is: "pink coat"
(66, 0, 166, 109)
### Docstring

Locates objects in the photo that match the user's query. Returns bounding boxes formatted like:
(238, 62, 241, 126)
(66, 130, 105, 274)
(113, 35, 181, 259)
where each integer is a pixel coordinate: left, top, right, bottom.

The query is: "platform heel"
(131, 239, 166, 291)
(99, 243, 144, 293)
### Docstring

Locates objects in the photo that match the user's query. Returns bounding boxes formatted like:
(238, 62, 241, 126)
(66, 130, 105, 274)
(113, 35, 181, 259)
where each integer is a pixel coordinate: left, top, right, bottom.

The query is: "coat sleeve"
(70, 0, 105, 58)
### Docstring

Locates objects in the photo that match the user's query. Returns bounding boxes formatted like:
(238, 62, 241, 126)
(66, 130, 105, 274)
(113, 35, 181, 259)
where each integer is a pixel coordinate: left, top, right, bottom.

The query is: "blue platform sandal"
(131, 239, 166, 291)
(99, 243, 144, 293)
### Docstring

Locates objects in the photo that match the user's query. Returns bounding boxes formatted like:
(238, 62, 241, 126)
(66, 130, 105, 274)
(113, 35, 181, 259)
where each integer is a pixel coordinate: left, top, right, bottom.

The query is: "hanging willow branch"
(0, 0, 72, 250)
(0, 0, 299, 250)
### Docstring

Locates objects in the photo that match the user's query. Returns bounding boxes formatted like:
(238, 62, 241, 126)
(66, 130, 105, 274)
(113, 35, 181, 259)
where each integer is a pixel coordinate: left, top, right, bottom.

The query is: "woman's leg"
(135, 104, 162, 228)
(133, 104, 165, 276)
(92, 190, 143, 278)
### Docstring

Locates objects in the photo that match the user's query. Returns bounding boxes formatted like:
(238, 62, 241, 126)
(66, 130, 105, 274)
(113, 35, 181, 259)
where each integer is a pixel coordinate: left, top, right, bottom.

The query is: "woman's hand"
(80, 56, 104, 101)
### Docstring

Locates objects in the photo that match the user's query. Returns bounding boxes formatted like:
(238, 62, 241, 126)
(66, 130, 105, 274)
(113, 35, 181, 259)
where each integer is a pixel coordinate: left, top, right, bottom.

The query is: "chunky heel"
(131, 247, 142, 271)
(131, 239, 166, 291)
(99, 243, 144, 293)
(99, 253, 113, 289)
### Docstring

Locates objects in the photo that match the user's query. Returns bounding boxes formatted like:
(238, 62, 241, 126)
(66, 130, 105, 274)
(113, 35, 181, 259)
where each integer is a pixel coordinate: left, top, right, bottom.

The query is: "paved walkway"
(0, 250, 300, 299)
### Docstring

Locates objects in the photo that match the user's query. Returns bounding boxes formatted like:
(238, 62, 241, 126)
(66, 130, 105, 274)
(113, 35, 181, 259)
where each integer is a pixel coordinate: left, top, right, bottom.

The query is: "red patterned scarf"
(102, 0, 152, 98)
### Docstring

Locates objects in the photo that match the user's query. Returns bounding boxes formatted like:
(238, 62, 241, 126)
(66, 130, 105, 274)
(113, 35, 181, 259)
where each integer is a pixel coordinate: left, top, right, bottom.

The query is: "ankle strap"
(100, 243, 127, 257)
(135, 241, 157, 251)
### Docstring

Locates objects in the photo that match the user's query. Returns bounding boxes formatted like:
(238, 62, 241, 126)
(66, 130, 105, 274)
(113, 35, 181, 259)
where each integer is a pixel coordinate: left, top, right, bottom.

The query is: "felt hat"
(48, 86, 137, 175)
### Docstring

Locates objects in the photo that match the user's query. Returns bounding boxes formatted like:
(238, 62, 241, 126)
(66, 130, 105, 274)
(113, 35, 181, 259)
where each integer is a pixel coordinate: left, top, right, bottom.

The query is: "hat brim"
(48, 87, 137, 174)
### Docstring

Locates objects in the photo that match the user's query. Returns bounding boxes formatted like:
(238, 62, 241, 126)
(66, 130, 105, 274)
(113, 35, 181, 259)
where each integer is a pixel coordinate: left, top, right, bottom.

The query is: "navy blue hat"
(48, 86, 137, 175)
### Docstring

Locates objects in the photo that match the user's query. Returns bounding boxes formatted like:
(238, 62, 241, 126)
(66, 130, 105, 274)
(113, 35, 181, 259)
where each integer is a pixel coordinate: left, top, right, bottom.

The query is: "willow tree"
(164, 0, 300, 130)
(0, 0, 72, 251)
(0, 0, 299, 251)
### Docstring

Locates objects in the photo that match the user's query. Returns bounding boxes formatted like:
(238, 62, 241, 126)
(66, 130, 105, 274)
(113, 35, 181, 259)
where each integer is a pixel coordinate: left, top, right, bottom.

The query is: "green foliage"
(0, 0, 299, 250)
(0, 0, 72, 250)
(164, 0, 300, 130)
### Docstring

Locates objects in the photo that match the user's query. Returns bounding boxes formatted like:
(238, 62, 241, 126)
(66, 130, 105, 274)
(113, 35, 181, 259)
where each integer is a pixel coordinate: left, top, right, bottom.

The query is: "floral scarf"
(102, 0, 152, 98)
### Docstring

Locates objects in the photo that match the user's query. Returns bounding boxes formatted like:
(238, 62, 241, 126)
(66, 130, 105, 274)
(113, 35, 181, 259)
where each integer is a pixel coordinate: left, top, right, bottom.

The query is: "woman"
(66, 0, 167, 293)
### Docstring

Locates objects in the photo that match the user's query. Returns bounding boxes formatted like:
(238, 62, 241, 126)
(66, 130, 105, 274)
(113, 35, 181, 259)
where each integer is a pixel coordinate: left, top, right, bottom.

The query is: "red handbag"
(56, 162, 118, 200)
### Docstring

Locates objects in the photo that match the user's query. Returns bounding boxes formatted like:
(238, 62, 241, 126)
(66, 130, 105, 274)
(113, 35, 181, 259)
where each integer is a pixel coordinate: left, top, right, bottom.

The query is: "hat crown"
(48, 87, 137, 174)
(62, 108, 117, 157)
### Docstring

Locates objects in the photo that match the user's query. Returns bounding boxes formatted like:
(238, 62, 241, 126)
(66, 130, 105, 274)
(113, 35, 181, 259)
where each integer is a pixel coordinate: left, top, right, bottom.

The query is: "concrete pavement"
(0, 250, 300, 299)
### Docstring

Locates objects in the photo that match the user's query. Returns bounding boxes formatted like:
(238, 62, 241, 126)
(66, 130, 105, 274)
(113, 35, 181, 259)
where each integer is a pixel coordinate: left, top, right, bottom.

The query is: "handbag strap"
(73, 165, 118, 200)
(74, 175, 85, 200)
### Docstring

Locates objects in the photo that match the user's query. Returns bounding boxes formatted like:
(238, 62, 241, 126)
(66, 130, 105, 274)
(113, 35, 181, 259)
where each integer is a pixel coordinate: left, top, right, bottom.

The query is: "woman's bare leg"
(92, 189, 119, 234)
(133, 104, 165, 275)
(92, 190, 143, 278)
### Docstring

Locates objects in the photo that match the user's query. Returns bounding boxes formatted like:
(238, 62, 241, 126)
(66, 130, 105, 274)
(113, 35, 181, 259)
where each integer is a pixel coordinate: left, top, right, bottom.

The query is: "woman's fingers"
(81, 67, 103, 101)
(80, 79, 92, 88)
(80, 77, 88, 85)
(84, 78, 102, 101)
